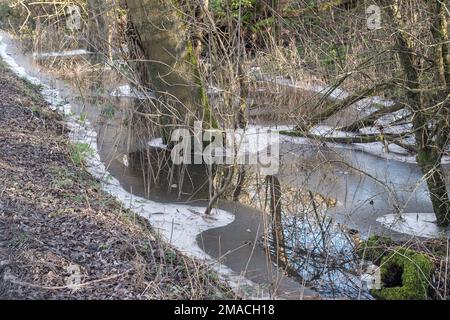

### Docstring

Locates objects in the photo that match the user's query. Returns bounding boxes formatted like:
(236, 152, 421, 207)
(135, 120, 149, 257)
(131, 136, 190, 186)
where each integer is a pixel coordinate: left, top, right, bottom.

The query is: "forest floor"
(0, 59, 232, 299)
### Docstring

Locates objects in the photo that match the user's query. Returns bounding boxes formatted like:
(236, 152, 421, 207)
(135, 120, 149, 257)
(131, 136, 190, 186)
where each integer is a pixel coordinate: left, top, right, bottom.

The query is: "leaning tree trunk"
(125, 0, 217, 143)
(387, 0, 450, 226)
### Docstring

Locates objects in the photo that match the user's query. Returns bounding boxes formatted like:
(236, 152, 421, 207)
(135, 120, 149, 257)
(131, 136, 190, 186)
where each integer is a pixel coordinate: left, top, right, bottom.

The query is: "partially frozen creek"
(0, 31, 320, 299)
(2, 30, 449, 299)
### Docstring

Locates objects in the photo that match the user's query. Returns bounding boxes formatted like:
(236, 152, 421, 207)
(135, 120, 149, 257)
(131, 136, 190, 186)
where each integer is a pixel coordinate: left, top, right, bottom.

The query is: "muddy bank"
(0, 60, 232, 299)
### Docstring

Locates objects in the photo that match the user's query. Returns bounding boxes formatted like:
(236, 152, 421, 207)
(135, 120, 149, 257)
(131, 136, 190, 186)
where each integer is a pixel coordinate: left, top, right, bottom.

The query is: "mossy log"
(371, 247, 434, 300)
(356, 235, 393, 265)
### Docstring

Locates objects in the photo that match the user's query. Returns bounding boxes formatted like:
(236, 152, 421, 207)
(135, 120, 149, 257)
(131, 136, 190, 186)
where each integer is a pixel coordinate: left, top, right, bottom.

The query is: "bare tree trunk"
(233, 166, 246, 202)
(86, 0, 108, 64)
(425, 0, 450, 226)
(125, 0, 217, 142)
(427, 0, 450, 86)
(417, 150, 450, 226)
(266, 175, 288, 267)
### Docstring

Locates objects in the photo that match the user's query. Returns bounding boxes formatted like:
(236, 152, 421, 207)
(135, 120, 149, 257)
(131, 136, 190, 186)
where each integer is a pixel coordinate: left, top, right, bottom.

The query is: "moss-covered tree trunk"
(387, 0, 450, 226)
(125, 0, 216, 143)
(425, 0, 450, 226)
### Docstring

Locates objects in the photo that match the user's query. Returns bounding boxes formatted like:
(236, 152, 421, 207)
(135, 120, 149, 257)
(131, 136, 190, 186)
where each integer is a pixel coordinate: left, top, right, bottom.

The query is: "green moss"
(0, 59, 7, 71)
(68, 143, 95, 166)
(371, 247, 434, 300)
(0, 2, 22, 30)
(211, 0, 255, 19)
(357, 235, 393, 265)
(416, 150, 440, 168)
(186, 41, 218, 129)
(250, 17, 275, 33)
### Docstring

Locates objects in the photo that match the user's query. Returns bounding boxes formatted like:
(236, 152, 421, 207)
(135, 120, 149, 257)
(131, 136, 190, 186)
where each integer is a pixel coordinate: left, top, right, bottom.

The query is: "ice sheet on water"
(271, 214, 373, 299)
(33, 49, 93, 58)
(377, 213, 449, 239)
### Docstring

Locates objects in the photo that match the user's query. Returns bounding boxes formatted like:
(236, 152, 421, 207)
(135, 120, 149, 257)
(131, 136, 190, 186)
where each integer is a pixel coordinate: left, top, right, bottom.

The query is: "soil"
(0, 60, 232, 299)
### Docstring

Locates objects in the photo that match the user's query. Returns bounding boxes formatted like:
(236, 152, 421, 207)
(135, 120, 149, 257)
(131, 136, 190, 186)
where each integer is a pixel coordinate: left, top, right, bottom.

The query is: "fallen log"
(281, 130, 416, 153)
(295, 80, 395, 130)
(339, 103, 405, 132)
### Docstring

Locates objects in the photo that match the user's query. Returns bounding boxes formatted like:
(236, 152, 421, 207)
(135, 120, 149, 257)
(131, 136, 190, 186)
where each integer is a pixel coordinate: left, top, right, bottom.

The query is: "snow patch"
(377, 213, 449, 239)
(110, 84, 155, 100)
(33, 49, 93, 59)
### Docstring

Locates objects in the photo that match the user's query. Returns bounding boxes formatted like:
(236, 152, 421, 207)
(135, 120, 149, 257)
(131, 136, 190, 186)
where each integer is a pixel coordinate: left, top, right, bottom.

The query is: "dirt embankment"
(0, 60, 232, 299)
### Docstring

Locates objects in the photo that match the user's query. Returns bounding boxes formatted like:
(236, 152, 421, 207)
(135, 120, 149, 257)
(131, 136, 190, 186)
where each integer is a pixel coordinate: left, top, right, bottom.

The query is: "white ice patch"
(280, 134, 310, 145)
(33, 49, 92, 59)
(147, 137, 167, 149)
(376, 108, 411, 126)
(110, 84, 155, 100)
(234, 125, 290, 155)
(1, 35, 40, 84)
(360, 264, 381, 290)
(377, 213, 449, 239)
(122, 154, 129, 167)
(359, 123, 412, 136)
